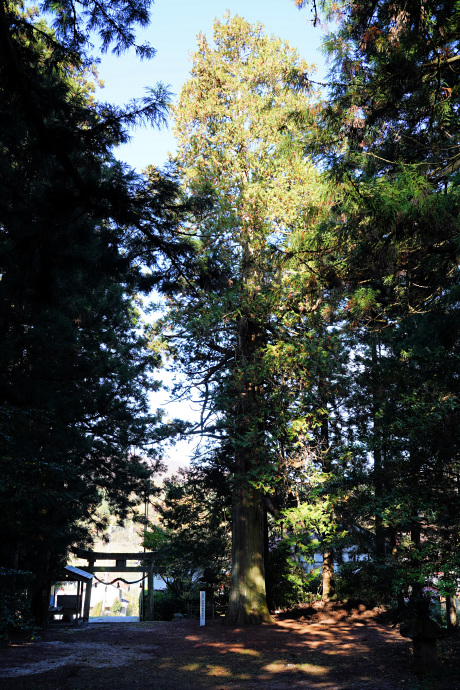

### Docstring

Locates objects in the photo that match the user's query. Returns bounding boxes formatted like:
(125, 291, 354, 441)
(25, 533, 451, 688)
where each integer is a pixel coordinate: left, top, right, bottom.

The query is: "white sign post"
(200, 590, 206, 627)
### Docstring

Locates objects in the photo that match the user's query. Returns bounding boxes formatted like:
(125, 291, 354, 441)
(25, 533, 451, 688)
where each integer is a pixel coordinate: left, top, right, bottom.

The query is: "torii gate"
(74, 549, 164, 621)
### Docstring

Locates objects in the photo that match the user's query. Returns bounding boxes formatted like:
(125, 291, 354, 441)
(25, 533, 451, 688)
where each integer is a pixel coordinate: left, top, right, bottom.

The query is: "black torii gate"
(73, 549, 164, 621)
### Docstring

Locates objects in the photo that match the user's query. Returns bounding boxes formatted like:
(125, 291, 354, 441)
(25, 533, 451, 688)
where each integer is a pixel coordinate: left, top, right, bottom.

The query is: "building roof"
(61, 565, 94, 581)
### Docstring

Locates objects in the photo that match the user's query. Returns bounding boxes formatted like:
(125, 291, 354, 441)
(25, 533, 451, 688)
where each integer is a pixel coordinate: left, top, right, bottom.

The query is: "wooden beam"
(88, 566, 166, 574)
(74, 549, 161, 561)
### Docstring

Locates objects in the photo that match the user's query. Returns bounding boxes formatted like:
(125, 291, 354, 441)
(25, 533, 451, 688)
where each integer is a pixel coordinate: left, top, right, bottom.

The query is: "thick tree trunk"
(225, 266, 272, 625)
(322, 550, 335, 601)
(30, 578, 51, 627)
(30, 546, 51, 627)
(226, 483, 272, 624)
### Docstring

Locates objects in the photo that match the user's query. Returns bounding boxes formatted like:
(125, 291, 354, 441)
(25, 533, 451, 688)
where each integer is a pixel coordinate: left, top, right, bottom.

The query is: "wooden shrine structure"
(73, 549, 165, 621)
(49, 565, 94, 623)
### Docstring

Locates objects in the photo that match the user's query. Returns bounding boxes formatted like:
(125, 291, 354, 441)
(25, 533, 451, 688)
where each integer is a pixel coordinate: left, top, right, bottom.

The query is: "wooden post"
(83, 579, 92, 621)
(446, 595, 458, 630)
(146, 561, 154, 621)
(82, 559, 95, 622)
(76, 580, 82, 621)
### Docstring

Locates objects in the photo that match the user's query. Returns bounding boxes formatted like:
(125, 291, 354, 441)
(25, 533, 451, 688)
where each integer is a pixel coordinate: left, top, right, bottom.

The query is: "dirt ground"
(1, 602, 459, 689)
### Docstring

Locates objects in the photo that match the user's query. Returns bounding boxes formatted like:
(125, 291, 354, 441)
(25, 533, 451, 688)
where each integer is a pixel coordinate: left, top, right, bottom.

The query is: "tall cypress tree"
(159, 14, 332, 623)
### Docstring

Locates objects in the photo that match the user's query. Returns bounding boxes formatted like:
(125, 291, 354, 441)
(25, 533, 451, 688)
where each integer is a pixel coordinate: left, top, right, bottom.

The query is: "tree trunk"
(226, 483, 272, 624)
(446, 595, 458, 630)
(30, 546, 51, 627)
(322, 550, 335, 601)
(410, 519, 423, 599)
(30, 577, 51, 627)
(319, 411, 335, 601)
(224, 305, 272, 624)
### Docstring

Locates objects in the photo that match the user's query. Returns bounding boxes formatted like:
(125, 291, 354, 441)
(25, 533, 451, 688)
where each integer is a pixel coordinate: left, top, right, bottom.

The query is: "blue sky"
(96, 0, 328, 172)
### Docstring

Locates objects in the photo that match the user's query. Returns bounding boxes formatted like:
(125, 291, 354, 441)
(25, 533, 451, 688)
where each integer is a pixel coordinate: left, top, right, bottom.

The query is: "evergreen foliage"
(1, 0, 459, 631)
(157, 2, 460, 618)
(292, 0, 460, 605)
(144, 466, 231, 598)
(158, 14, 337, 623)
(0, 0, 189, 627)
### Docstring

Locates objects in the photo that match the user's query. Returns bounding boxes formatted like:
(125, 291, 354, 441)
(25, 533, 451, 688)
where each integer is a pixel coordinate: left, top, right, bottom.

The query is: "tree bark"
(410, 519, 423, 599)
(322, 550, 335, 601)
(30, 577, 51, 627)
(446, 595, 458, 630)
(225, 305, 272, 624)
(226, 483, 272, 624)
(30, 546, 51, 627)
(320, 411, 336, 601)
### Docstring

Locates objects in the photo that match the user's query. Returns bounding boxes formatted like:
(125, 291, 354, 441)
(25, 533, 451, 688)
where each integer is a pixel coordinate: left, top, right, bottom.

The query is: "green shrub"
(336, 561, 397, 605)
(140, 589, 194, 621)
(91, 600, 102, 617)
(154, 590, 185, 621)
(110, 598, 122, 615)
(0, 569, 39, 642)
(0, 593, 40, 643)
(130, 595, 139, 616)
(266, 540, 318, 611)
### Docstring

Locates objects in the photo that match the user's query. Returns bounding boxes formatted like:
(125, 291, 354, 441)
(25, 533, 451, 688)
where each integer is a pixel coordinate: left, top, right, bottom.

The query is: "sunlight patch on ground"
(205, 665, 233, 677)
(186, 639, 260, 656)
(298, 661, 331, 675)
(224, 646, 258, 656)
(157, 659, 174, 669)
(179, 662, 251, 680)
(262, 660, 330, 676)
(180, 662, 201, 672)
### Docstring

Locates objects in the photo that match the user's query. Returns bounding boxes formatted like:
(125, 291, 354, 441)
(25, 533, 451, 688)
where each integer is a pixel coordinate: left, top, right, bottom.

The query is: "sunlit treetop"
(172, 12, 325, 267)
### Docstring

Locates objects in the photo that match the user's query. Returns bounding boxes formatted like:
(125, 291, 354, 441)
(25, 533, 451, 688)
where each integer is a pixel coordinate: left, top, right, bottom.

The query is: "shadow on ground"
(1, 603, 459, 689)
